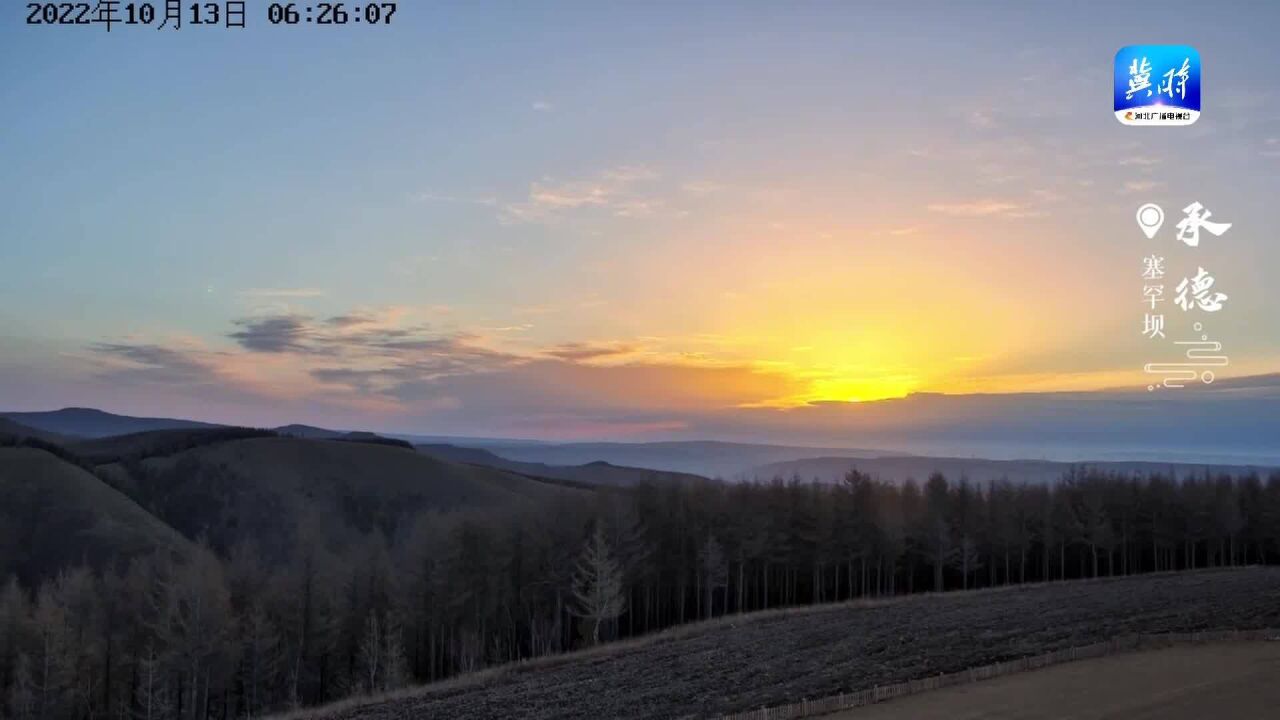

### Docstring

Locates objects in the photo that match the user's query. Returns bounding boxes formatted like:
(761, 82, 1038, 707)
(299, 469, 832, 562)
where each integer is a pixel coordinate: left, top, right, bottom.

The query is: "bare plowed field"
(314, 568, 1280, 720)
(832, 640, 1280, 720)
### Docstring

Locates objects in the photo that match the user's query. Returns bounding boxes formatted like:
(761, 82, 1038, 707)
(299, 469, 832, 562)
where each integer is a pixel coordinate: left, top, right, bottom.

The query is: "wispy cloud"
(544, 342, 641, 362)
(502, 165, 663, 223)
(532, 100, 553, 112)
(925, 199, 1025, 217)
(325, 313, 377, 328)
(966, 109, 997, 129)
(309, 335, 522, 394)
(1123, 180, 1165, 194)
(229, 315, 315, 353)
(82, 301, 807, 422)
(89, 343, 216, 385)
(681, 180, 724, 196)
(414, 191, 498, 206)
(238, 288, 325, 299)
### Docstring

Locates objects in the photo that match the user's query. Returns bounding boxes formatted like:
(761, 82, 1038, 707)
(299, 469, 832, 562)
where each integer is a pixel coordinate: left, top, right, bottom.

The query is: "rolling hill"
(67, 426, 411, 465)
(480, 440, 899, 479)
(0, 407, 222, 438)
(0, 417, 71, 444)
(417, 443, 709, 487)
(0, 418, 595, 583)
(0, 447, 193, 584)
(746, 455, 1280, 485)
(99, 435, 591, 560)
(274, 423, 349, 439)
(66, 426, 278, 464)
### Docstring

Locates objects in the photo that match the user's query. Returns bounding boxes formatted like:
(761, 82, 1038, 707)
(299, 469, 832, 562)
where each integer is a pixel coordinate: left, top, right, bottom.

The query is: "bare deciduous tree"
(569, 524, 626, 646)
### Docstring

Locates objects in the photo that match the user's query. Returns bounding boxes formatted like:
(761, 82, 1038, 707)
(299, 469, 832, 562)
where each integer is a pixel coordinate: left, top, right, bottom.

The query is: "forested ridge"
(3, 450, 1280, 719)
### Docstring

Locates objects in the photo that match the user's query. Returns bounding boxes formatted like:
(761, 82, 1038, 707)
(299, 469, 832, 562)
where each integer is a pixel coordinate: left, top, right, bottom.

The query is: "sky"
(1, 1, 1278, 445)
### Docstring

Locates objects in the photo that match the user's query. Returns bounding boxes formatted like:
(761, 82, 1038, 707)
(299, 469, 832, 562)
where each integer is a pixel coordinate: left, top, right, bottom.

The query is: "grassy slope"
(0, 447, 192, 582)
(308, 568, 1280, 720)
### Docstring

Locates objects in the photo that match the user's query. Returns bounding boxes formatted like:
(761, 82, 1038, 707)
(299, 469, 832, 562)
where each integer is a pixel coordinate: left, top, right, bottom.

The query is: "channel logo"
(1114, 45, 1201, 126)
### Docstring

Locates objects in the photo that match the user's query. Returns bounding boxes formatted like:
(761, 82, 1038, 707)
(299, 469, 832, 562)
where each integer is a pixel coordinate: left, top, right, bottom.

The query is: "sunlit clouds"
(3, 1, 1279, 441)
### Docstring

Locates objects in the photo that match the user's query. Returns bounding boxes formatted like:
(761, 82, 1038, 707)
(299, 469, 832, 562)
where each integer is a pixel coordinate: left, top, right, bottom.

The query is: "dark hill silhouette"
(100, 436, 590, 561)
(480, 440, 897, 478)
(0, 447, 193, 585)
(0, 417, 72, 444)
(418, 443, 709, 487)
(67, 426, 278, 464)
(276, 424, 415, 448)
(65, 426, 413, 467)
(747, 455, 1280, 486)
(333, 431, 415, 449)
(274, 423, 347, 439)
(0, 407, 222, 438)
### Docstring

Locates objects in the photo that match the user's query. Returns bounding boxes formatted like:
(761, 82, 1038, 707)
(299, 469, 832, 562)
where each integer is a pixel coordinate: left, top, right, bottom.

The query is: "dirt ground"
(828, 641, 1280, 720)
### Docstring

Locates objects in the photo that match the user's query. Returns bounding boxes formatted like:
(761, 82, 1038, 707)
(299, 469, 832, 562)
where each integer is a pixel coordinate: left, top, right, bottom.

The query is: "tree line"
(3, 467, 1280, 719)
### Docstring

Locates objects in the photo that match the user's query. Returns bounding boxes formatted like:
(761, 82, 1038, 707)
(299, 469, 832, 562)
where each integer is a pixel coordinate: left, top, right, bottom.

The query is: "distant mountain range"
(745, 455, 1279, 486)
(476, 441, 899, 479)
(6, 406, 1277, 489)
(417, 444, 708, 487)
(0, 416, 72, 444)
(0, 410, 412, 446)
(1, 407, 221, 438)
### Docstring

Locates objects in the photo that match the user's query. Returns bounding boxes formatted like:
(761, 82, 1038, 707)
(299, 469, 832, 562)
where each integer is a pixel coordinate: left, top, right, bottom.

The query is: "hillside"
(67, 426, 278, 464)
(747, 455, 1280, 485)
(418, 443, 709, 487)
(102, 436, 589, 559)
(0, 417, 72, 444)
(0, 447, 192, 584)
(309, 568, 1280, 720)
(68, 426, 414, 465)
(482, 440, 897, 479)
(275, 423, 348, 439)
(0, 406, 222, 438)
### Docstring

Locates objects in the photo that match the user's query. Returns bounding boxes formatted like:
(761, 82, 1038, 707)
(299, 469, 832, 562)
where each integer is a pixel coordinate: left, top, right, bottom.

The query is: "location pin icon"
(1136, 203, 1164, 239)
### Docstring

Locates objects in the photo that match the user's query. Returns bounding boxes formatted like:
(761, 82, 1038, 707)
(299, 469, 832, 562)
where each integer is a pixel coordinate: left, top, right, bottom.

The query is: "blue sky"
(2, 1, 1278, 445)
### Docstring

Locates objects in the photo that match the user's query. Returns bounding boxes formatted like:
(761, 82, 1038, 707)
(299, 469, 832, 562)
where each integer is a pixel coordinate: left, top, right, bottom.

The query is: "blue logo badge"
(1114, 45, 1201, 126)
